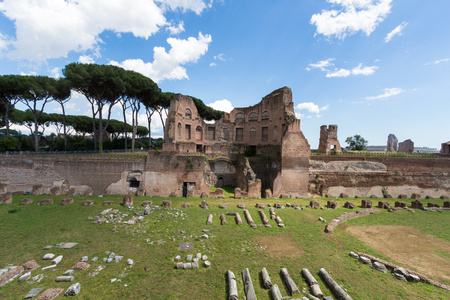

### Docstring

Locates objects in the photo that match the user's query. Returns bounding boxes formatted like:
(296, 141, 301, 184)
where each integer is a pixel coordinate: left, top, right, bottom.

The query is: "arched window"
(217, 177, 224, 187)
(262, 111, 269, 120)
(185, 108, 192, 119)
(273, 126, 278, 140)
(177, 123, 181, 137)
(249, 112, 258, 121)
(235, 113, 245, 123)
(250, 128, 256, 140)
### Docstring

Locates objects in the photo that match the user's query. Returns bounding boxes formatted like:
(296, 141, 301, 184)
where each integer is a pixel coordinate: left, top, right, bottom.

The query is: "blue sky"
(1, 0, 449, 149)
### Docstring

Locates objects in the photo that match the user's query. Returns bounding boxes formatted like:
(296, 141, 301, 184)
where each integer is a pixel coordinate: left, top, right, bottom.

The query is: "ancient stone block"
(255, 203, 265, 209)
(398, 194, 407, 199)
(22, 260, 39, 271)
(427, 202, 440, 208)
(273, 203, 283, 209)
(0, 193, 13, 204)
(310, 200, 319, 209)
(36, 288, 63, 300)
(234, 188, 242, 199)
(440, 195, 449, 199)
(200, 192, 209, 198)
(237, 203, 245, 209)
(378, 201, 389, 209)
(142, 200, 153, 206)
(20, 198, 33, 205)
(50, 186, 61, 195)
(411, 193, 421, 200)
(200, 200, 208, 209)
(370, 195, 378, 199)
(102, 201, 113, 206)
(344, 201, 355, 209)
(425, 195, 433, 199)
(181, 203, 190, 208)
(72, 262, 90, 270)
(123, 195, 134, 206)
(265, 189, 273, 198)
(39, 199, 53, 205)
(444, 201, 450, 208)
(340, 193, 348, 198)
(395, 201, 407, 208)
(61, 198, 74, 206)
(82, 200, 94, 206)
(361, 199, 372, 208)
(32, 184, 44, 195)
(411, 200, 423, 209)
(219, 204, 227, 209)
(327, 201, 337, 209)
(162, 200, 172, 208)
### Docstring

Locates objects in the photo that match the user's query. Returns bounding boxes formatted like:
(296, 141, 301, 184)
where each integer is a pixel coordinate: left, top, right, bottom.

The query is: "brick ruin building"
(317, 125, 342, 154)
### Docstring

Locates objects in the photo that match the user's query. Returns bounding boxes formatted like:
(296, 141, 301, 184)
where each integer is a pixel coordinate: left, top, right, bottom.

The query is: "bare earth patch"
(255, 235, 303, 257)
(345, 225, 450, 282)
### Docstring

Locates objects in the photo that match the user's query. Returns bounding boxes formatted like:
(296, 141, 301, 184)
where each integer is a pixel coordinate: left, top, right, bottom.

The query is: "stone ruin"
(318, 125, 342, 154)
(387, 134, 398, 152)
(398, 139, 414, 153)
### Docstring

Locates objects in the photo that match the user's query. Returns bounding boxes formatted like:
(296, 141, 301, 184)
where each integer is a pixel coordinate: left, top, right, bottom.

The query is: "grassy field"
(0, 195, 449, 299)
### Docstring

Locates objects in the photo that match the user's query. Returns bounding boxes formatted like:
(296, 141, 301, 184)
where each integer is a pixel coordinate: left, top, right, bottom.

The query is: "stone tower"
(318, 125, 342, 154)
(387, 134, 398, 152)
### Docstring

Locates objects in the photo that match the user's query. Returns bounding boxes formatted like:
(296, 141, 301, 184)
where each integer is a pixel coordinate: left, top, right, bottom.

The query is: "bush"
(0, 136, 20, 152)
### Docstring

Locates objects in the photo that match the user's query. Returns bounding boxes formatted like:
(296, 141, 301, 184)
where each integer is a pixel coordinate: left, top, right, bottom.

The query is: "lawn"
(0, 195, 449, 299)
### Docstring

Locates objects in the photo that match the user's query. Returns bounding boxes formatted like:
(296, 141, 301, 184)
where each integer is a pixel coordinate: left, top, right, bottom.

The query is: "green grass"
(0, 195, 449, 299)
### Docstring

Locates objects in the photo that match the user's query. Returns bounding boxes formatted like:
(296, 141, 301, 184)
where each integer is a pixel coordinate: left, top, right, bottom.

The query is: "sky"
(1, 0, 449, 149)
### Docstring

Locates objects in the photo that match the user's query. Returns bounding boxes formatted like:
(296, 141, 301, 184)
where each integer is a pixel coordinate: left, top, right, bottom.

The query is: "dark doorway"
(129, 179, 140, 188)
(196, 144, 203, 153)
(182, 182, 196, 197)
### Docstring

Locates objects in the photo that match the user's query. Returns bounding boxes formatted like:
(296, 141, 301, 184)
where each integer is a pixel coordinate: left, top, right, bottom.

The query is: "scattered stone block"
(340, 193, 348, 199)
(427, 202, 440, 208)
(237, 203, 245, 209)
(142, 200, 152, 206)
(206, 214, 213, 225)
(440, 195, 449, 199)
(411, 200, 423, 209)
(393, 267, 409, 277)
(385, 194, 393, 199)
(184, 263, 193, 269)
(344, 201, 355, 209)
(204, 261, 211, 268)
(72, 262, 90, 270)
(398, 194, 407, 200)
(63, 269, 74, 276)
(56, 276, 74, 282)
(310, 200, 319, 209)
(102, 201, 113, 206)
(19, 272, 31, 282)
(42, 253, 55, 260)
(51, 255, 63, 265)
(123, 195, 133, 206)
(20, 198, 33, 205)
(36, 288, 63, 300)
(186, 254, 193, 262)
(326, 201, 337, 209)
(370, 195, 378, 199)
(425, 195, 434, 199)
(219, 204, 227, 209)
(22, 260, 39, 272)
(361, 199, 372, 208)
(411, 193, 421, 199)
(407, 274, 421, 283)
(64, 283, 81, 296)
(61, 198, 74, 206)
(234, 188, 242, 199)
(265, 189, 273, 198)
(24, 287, 43, 299)
(200, 192, 209, 198)
(349, 252, 359, 259)
(200, 200, 208, 209)
(371, 262, 387, 273)
(393, 273, 407, 282)
(395, 201, 407, 208)
(39, 199, 53, 205)
(273, 203, 283, 209)
(82, 200, 94, 206)
(176, 262, 184, 269)
(444, 201, 450, 208)
(358, 256, 371, 264)
(42, 265, 56, 271)
(378, 201, 389, 209)
(181, 203, 190, 208)
(388, 207, 405, 212)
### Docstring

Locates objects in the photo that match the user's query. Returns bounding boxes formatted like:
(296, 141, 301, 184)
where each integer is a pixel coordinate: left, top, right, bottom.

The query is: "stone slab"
(178, 242, 194, 251)
(24, 287, 43, 299)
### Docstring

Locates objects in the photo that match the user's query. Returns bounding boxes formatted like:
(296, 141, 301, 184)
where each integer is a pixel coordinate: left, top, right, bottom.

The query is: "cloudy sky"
(1, 0, 448, 149)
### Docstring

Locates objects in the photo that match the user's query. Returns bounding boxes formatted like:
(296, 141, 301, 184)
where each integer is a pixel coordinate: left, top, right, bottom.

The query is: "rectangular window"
(207, 127, 216, 140)
(236, 128, 243, 141)
(262, 127, 268, 141)
(185, 124, 191, 140)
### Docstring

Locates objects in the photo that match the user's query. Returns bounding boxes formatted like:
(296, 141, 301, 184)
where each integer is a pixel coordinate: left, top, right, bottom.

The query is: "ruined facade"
(318, 125, 342, 154)
(398, 139, 414, 153)
(387, 134, 398, 152)
(441, 142, 450, 155)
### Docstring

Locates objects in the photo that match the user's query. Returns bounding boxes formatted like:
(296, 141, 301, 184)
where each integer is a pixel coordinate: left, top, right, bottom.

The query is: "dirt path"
(255, 235, 304, 257)
(345, 225, 450, 282)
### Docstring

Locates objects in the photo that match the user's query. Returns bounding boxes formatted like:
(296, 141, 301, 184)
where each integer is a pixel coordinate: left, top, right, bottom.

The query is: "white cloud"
(424, 58, 449, 66)
(50, 67, 61, 79)
(78, 55, 95, 64)
(210, 53, 230, 67)
(207, 99, 234, 113)
(366, 87, 405, 100)
(295, 102, 329, 114)
(0, 31, 9, 51)
(156, 0, 210, 15)
(0, 0, 168, 61)
(311, 0, 392, 39)
(110, 32, 212, 83)
(209, 62, 217, 67)
(306, 58, 335, 71)
(167, 21, 185, 35)
(385, 22, 407, 42)
(351, 63, 378, 75)
(326, 68, 351, 78)
(308, 59, 377, 77)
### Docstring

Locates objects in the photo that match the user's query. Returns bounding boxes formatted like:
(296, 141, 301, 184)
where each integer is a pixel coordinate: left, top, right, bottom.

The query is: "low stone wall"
(325, 209, 383, 234)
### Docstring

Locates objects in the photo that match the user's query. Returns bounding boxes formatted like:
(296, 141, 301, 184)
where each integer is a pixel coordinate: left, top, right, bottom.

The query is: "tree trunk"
(5, 103, 10, 136)
(319, 268, 352, 300)
(34, 112, 39, 152)
(302, 268, 323, 298)
(98, 103, 103, 153)
(242, 268, 257, 300)
(61, 103, 67, 149)
(146, 109, 155, 149)
(261, 267, 272, 289)
(131, 110, 137, 152)
(122, 103, 128, 150)
(280, 268, 300, 295)
(91, 102, 98, 151)
(226, 270, 238, 300)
